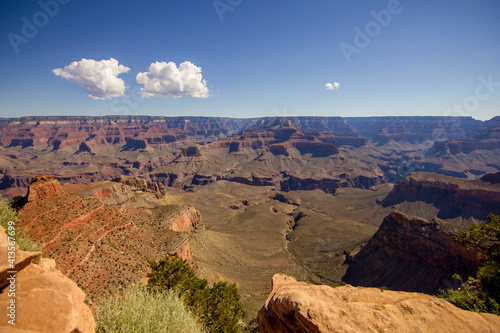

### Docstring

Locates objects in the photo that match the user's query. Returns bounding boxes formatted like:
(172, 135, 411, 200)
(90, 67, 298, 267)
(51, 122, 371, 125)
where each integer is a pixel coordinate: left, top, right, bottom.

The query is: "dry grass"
(94, 285, 206, 333)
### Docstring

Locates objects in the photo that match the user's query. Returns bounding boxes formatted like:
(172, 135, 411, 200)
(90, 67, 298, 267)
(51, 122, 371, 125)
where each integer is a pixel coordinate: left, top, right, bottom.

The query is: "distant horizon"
(0, 114, 496, 121)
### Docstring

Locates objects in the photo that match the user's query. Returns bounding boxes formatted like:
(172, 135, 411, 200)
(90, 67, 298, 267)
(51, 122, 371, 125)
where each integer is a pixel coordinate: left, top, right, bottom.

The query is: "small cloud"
(136, 61, 209, 98)
(53, 58, 130, 99)
(325, 82, 340, 90)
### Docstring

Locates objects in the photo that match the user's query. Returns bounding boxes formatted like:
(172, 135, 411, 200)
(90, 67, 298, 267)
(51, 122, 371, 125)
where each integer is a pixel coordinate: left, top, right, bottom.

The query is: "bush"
(148, 257, 242, 333)
(94, 284, 206, 333)
(439, 214, 500, 315)
(0, 197, 41, 253)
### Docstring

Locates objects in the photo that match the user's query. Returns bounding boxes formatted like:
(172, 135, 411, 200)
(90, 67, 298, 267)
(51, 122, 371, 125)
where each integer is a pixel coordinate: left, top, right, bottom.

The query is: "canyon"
(1, 115, 498, 198)
(383, 171, 500, 223)
(2, 115, 500, 331)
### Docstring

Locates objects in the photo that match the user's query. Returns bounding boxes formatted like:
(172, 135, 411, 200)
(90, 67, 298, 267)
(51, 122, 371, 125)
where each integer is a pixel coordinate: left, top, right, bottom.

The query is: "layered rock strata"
(343, 211, 478, 294)
(383, 172, 500, 221)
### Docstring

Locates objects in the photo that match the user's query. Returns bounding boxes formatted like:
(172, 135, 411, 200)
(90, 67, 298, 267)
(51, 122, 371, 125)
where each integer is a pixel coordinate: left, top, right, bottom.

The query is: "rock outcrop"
(481, 171, 500, 184)
(383, 172, 500, 222)
(343, 211, 478, 294)
(165, 204, 203, 235)
(258, 273, 500, 333)
(0, 226, 95, 332)
(112, 175, 167, 197)
(0, 237, 40, 290)
(26, 175, 62, 202)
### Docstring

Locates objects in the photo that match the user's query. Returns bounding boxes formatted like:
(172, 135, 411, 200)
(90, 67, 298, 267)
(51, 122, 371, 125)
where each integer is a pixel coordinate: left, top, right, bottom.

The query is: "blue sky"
(0, 0, 499, 120)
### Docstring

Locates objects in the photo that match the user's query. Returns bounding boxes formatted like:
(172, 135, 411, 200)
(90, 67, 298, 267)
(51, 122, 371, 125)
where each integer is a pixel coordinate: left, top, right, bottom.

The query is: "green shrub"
(438, 214, 500, 315)
(148, 257, 242, 333)
(94, 284, 206, 333)
(0, 197, 42, 253)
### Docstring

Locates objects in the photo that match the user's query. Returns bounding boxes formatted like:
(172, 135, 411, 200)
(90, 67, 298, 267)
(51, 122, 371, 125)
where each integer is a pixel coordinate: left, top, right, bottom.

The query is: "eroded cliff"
(342, 211, 478, 294)
(383, 172, 500, 222)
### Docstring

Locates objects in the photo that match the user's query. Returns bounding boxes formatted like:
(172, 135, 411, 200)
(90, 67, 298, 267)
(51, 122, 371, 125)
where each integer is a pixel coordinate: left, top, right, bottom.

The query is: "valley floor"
(172, 181, 394, 320)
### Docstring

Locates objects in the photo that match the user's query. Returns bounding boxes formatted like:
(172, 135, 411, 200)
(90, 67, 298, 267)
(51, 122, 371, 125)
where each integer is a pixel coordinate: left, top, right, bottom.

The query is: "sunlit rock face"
(0, 226, 96, 333)
(257, 273, 500, 333)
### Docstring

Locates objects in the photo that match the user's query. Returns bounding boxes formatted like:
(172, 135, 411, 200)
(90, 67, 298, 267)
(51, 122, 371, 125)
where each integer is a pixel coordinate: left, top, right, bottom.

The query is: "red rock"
(0, 227, 41, 289)
(26, 175, 62, 202)
(258, 273, 500, 333)
(343, 211, 479, 294)
(0, 226, 95, 332)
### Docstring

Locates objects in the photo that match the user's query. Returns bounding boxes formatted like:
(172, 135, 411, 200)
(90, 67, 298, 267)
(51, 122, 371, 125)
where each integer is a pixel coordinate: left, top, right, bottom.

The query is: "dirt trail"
(43, 205, 105, 250)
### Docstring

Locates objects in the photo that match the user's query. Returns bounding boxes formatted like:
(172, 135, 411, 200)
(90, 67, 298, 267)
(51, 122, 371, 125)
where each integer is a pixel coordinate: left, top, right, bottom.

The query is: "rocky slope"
(0, 226, 95, 332)
(383, 172, 500, 223)
(16, 175, 203, 299)
(342, 211, 478, 294)
(258, 273, 500, 333)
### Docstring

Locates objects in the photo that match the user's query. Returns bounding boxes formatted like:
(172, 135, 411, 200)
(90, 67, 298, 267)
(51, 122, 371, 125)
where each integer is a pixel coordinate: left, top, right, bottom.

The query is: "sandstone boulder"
(0, 226, 95, 332)
(258, 273, 500, 333)
(0, 227, 40, 289)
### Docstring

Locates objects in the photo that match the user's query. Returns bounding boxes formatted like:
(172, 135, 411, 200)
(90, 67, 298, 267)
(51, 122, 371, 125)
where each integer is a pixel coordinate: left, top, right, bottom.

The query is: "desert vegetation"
(94, 284, 206, 333)
(439, 214, 500, 315)
(93, 256, 242, 332)
(0, 196, 41, 253)
(147, 256, 243, 333)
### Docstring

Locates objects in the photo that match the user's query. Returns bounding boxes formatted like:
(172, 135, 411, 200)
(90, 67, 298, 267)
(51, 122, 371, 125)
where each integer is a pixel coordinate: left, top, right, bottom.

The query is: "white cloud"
(53, 58, 130, 100)
(136, 61, 209, 98)
(325, 82, 340, 90)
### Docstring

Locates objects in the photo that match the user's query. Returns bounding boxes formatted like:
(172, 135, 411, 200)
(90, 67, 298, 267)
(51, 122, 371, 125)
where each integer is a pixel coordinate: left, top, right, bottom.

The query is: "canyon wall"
(345, 116, 482, 143)
(343, 211, 478, 294)
(1, 115, 498, 199)
(383, 172, 500, 221)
